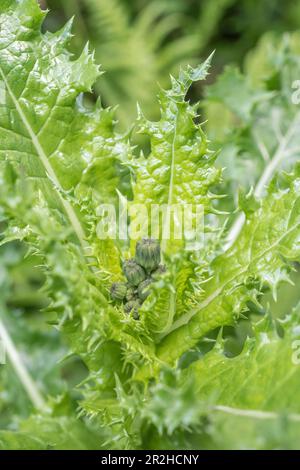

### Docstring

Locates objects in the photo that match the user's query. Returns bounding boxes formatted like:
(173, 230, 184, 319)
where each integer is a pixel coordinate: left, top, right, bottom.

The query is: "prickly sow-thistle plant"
(1, 0, 300, 450)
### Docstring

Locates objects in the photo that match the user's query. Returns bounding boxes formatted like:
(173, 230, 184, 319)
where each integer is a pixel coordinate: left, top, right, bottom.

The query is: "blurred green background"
(1, 0, 300, 429)
(40, 0, 300, 127)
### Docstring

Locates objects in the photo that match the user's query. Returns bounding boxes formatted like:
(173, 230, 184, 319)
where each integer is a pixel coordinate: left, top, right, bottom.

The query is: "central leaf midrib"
(160, 111, 179, 333)
(161, 112, 178, 246)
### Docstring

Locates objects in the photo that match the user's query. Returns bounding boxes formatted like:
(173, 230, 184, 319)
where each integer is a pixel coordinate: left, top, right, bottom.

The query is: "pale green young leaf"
(132, 54, 220, 251)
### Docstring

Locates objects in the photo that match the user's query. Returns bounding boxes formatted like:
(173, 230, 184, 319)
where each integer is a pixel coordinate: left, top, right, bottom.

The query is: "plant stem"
(0, 318, 46, 411)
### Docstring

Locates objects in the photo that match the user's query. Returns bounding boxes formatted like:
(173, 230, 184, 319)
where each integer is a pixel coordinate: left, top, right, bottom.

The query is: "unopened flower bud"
(126, 285, 137, 302)
(110, 282, 127, 301)
(135, 238, 161, 272)
(123, 259, 146, 286)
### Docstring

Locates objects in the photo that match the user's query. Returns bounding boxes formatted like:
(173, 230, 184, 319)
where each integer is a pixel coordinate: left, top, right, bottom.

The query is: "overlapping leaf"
(1, 0, 300, 451)
(137, 168, 300, 377)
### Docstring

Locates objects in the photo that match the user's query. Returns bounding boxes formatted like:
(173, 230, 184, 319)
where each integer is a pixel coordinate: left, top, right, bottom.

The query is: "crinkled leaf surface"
(1, 0, 300, 451)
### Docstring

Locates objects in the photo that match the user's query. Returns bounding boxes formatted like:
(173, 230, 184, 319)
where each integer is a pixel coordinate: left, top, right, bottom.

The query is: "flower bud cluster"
(110, 238, 166, 319)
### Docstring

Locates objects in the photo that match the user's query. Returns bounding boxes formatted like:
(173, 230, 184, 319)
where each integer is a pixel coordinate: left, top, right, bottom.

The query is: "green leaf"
(183, 308, 300, 449)
(188, 316, 300, 412)
(138, 305, 300, 449)
(0, 414, 103, 450)
(0, 0, 136, 421)
(132, 54, 220, 251)
(137, 167, 300, 377)
(2, 0, 300, 452)
(0, 0, 131, 259)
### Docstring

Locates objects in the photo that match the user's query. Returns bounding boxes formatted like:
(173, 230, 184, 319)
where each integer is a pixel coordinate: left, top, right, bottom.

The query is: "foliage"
(0, 0, 300, 450)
